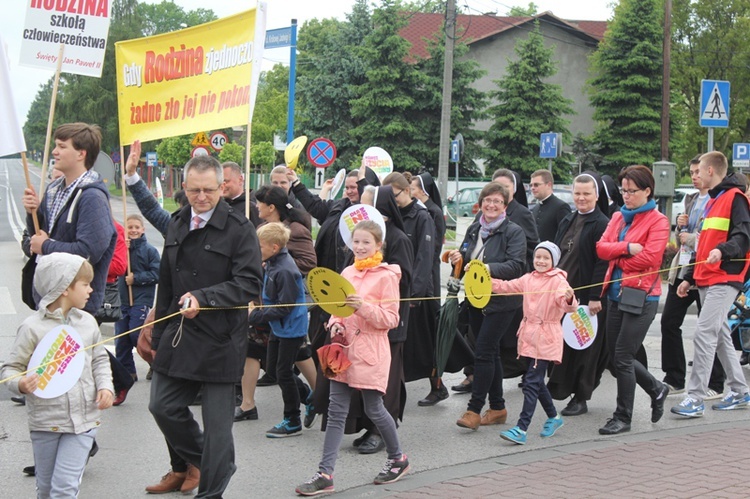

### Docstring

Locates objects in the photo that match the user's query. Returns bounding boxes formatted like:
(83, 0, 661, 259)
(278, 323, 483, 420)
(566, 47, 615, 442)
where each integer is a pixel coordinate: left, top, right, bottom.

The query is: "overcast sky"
(2, 0, 614, 127)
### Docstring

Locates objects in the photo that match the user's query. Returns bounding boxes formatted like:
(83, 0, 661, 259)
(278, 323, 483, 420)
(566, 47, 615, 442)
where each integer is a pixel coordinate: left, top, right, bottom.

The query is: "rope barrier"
(1, 258, 745, 385)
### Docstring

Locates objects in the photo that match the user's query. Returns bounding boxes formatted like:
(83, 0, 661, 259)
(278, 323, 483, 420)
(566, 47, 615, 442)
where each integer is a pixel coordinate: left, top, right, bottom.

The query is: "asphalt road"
(0, 159, 748, 497)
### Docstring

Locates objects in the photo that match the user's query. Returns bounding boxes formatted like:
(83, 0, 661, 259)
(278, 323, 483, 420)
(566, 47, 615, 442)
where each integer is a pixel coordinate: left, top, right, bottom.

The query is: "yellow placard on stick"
(465, 260, 492, 309)
(115, 6, 266, 144)
(285, 135, 308, 171)
(307, 267, 356, 318)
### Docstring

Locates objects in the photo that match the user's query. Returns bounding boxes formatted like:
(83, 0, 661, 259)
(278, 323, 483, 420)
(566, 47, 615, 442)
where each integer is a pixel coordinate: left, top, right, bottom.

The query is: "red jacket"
(107, 221, 127, 283)
(597, 208, 670, 298)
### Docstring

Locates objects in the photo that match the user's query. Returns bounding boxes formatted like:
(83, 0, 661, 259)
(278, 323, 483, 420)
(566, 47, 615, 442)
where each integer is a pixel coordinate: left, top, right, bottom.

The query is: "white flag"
(0, 36, 27, 157)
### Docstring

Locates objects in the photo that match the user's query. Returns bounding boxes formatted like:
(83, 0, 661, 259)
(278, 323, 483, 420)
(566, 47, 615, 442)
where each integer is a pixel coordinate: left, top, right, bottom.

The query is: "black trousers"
(149, 372, 236, 498)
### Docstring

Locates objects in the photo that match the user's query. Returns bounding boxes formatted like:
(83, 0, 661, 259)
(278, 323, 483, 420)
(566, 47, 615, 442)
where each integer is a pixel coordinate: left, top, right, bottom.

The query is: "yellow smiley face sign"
(465, 260, 492, 309)
(285, 135, 308, 171)
(306, 267, 356, 317)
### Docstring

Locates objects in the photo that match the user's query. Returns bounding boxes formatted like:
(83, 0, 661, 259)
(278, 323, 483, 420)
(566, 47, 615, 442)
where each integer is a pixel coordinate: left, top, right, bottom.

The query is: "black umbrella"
(435, 253, 473, 378)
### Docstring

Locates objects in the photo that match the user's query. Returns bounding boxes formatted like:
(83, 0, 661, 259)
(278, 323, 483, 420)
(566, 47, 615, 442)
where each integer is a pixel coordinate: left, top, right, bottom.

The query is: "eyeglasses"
(482, 198, 505, 206)
(529, 182, 546, 188)
(619, 188, 643, 196)
(186, 187, 221, 195)
(394, 189, 407, 198)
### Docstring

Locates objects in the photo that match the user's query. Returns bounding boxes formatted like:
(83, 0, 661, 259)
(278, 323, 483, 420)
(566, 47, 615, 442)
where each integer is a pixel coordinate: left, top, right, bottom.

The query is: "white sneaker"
(705, 388, 723, 400)
(665, 383, 684, 396)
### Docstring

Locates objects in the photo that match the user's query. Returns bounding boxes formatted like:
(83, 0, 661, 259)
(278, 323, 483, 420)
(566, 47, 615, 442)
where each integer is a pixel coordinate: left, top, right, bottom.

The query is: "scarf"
(354, 251, 383, 270)
(479, 213, 506, 240)
(619, 199, 656, 225)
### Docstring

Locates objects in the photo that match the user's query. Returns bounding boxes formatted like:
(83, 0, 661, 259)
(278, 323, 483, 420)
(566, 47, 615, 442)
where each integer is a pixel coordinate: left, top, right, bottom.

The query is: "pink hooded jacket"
(491, 267, 578, 365)
(328, 263, 401, 393)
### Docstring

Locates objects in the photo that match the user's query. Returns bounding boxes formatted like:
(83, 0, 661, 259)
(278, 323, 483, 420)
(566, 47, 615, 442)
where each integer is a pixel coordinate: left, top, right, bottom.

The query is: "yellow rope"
(1, 258, 744, 386)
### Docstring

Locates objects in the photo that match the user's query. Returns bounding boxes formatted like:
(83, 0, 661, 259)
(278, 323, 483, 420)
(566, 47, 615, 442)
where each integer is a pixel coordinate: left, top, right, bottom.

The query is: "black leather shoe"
(234, 406, 259, 421)
(257, 373, 277, 386)
(741, 351, 749, 366)
(418, 386, 449, 406)
(11, 395, 26, 405)
(651, 383, 669, 423)
(561, 398, 588, 416)
(599, 418, 631, 435)
(352, 430, 371, 448)
(358, 434, 385, 454)
(22, 466, 35, 477)
(451, 380, 472, 393)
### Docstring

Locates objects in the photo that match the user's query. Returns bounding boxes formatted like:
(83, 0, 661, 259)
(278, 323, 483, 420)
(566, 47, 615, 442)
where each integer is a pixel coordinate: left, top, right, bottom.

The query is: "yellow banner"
(115, 7, 265, 145)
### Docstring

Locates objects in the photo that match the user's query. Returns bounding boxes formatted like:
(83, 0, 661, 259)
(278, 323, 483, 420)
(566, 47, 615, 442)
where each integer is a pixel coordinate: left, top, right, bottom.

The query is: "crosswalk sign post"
(539, 132, 561, 172)
(699, 80, 730, 152)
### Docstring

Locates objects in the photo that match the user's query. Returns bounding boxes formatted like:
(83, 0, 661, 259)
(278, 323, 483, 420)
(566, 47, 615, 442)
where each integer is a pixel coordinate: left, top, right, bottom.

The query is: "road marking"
(0, 287, 17, 315)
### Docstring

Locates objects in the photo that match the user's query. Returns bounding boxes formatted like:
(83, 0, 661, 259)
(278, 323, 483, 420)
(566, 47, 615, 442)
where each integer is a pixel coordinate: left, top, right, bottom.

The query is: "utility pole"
(660, 0, 671, 160)
(437, 0, 456, 201)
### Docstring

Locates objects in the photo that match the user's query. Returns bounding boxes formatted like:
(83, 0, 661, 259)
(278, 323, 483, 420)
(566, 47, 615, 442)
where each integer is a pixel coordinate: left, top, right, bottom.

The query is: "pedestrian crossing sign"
(699, 80, 730, 128)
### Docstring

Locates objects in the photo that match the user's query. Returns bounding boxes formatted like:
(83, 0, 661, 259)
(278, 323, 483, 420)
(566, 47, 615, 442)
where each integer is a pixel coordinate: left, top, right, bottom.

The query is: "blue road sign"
(450, 140, 460, 162)
(146, 151, 157, 167)
(306, 138, 337, 168)
(733, 143, 750, 168)
(265, 27, 293, 49)
(700, 80, 730, 128)
(539, 133, 559, 159)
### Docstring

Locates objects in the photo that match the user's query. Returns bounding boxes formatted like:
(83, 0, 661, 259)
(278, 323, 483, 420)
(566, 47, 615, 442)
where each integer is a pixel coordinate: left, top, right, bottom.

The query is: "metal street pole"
(437, 0, 456, 201)
(661, 0, 671, 161)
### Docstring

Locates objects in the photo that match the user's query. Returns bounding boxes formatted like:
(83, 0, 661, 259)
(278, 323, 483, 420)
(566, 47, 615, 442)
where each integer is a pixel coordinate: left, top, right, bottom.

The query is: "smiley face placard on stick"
(307, 267, 356, 317)
(464, 260, 492, 309)
(285, 136, 308, 171)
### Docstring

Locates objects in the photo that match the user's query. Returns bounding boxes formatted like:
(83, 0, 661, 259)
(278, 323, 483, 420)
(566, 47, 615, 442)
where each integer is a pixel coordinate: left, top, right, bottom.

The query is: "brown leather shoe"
(456, 411, 481, 430)
(180, 464, 200, 494)
(145, 470, 186, 494)
(480, 408, 508, 425)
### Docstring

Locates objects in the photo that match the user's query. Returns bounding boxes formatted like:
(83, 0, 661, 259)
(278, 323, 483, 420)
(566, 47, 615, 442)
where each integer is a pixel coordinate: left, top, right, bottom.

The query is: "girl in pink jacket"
(493, 242, 578, 445)
(296, 221, 410, 496)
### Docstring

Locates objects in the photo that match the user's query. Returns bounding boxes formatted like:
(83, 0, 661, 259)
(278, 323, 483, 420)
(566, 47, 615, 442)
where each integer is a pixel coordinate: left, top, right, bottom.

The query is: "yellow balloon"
(284, 135, 308, 171)
(465, 260, 492, 309)
(306, 267, 356, 317)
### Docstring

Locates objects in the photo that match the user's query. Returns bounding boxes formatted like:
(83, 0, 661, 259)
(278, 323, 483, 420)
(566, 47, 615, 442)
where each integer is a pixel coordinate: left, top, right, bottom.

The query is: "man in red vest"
(671, 151, 750, 418)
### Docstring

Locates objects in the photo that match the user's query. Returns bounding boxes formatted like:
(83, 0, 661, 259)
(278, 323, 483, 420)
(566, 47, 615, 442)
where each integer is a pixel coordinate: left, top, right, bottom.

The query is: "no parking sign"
(306, 138, 337, 168)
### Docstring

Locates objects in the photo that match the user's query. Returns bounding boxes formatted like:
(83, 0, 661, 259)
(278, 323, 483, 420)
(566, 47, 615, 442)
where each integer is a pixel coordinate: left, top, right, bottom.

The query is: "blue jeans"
(115, 305, 148, 375)
(467, 307, 515, 414)
(517, 359, 557, 431)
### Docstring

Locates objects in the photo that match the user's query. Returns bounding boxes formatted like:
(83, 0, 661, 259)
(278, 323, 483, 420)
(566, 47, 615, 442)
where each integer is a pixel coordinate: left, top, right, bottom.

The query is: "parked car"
(671, 187, 699, 227)
(444, 187, 483, 229)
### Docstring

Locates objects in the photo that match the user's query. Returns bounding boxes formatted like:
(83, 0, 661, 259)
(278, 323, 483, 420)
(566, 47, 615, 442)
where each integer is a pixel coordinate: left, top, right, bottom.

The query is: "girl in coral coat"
(493, 242, 578, 445)
(296, 221, 410, 496)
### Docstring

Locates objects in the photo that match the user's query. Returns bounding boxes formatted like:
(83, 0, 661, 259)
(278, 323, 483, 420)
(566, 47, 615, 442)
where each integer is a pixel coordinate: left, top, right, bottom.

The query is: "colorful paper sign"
(562, 305, 598, 350)
(338, 204, 387, 250)
(20, 0, 112, 77)
(362, 147, 393, 179)
(285, 135, 308, 170)
(28, 325, 85, 399)
(115, 6, 267, 144)
(307, 267, 356, 317)
(464, 260, 492, 308)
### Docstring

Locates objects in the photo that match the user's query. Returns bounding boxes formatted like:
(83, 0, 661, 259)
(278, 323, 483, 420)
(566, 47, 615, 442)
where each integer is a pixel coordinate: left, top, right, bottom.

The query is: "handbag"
(96, 281, 123, 323)
(618, 279, 658, 315)
(21, 257, 38, 310)
(317, 325, 356, 379)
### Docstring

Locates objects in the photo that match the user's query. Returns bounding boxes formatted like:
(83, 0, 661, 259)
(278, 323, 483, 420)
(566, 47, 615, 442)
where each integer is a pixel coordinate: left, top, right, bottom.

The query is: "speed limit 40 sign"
(209, 131, 228, 151)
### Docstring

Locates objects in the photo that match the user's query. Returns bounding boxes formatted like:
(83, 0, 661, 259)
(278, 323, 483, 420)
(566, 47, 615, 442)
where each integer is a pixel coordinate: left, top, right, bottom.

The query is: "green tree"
(349, 0, 430, 172)
(483, 22, 574, 177)
(416, 22, 488, 177)
(297, 1, 370, 169)
(508, 2, 538, 16)
(588, 0, 663, 173)
(670, 0, 750, 171)
(218, 142, 245, 164)
(251, 141, 277, 173)
(156, 134, 192, 168)
(251, 65, 289, 145)
(23, 79, 56, 154)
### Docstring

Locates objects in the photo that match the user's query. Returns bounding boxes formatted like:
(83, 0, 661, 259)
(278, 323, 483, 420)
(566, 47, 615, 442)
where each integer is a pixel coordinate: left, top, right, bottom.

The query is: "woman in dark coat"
(547, 173, 610, 416)
(448, 182, 526, 430)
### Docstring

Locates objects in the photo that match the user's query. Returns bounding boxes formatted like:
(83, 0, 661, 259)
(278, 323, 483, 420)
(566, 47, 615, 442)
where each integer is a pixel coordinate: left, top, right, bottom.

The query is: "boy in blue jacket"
(249, 222, 310, 438)
(115, 214, 160, 383)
